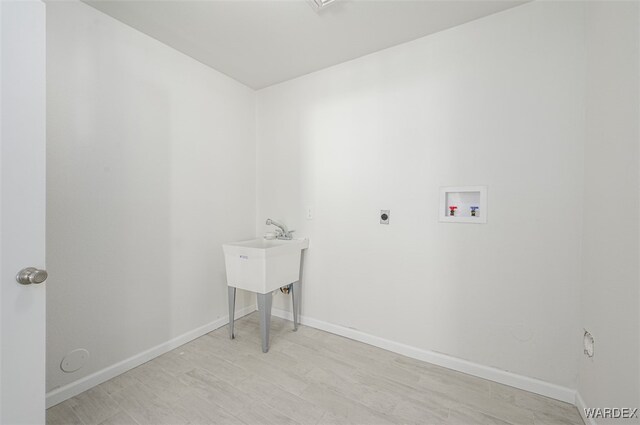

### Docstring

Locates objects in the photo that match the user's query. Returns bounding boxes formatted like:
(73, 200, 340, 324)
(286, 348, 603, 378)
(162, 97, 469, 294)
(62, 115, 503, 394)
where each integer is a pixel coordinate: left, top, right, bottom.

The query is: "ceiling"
(84, 0, 527, 89)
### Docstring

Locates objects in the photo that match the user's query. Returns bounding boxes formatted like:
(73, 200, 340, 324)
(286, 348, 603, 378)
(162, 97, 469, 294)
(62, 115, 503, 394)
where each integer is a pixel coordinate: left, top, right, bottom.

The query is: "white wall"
(46, 1, 256, 393)
(579, 1, 640, 420)
(46, 0, 640, 411)
(256, 1, 585, 389)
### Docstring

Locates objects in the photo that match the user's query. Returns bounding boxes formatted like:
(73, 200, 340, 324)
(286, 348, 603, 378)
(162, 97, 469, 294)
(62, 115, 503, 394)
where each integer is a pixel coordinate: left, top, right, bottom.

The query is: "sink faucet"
(266, 218, 294, 240)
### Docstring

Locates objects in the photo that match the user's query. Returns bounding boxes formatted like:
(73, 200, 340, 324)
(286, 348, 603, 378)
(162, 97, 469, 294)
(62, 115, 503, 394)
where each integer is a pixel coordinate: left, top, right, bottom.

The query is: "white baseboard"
(271, 307, 577, 405)
(45, 304, 256, 408)
(575, 392, 596, 425)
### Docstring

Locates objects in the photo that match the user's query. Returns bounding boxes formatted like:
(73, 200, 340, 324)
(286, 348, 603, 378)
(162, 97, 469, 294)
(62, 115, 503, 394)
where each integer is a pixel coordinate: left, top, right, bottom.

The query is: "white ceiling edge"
(80, 0, 529, 90)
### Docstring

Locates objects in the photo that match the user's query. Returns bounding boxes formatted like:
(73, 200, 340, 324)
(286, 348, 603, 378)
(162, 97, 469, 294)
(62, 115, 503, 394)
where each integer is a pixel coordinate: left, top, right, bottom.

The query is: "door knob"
(16, 267, 48, 285)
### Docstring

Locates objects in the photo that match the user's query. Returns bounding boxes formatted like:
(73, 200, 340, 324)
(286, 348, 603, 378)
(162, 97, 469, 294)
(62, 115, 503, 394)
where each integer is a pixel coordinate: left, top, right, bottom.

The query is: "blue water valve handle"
(470, 206, 479, 216)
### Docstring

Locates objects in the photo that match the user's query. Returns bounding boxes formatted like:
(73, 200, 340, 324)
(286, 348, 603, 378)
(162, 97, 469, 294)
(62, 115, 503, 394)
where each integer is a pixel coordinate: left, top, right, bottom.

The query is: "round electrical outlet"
(380, 210, 390, 224)
(61, 348, 90, 373)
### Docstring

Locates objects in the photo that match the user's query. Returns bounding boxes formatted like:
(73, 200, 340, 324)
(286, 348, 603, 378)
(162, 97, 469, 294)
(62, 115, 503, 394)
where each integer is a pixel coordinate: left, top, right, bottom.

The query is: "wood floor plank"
(235, 375, 326, 425)
(66, 387, 121, 425)
(446, 406, 513, 425)
(46, 400, 84, 425)
(109, 381, 189, 425)
(97, 410, 139, 425)
(298, 383, 396, 425)
(168, 393, 248, 425)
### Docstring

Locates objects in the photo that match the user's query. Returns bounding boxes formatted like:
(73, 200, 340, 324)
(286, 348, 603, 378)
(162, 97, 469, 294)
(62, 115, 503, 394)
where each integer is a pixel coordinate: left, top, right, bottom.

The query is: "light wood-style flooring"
(47, 313, 584, 425)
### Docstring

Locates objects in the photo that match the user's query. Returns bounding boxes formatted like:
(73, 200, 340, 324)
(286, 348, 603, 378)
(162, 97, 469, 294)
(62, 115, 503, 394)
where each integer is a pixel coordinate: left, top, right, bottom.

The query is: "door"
(0, 1, 47, 423)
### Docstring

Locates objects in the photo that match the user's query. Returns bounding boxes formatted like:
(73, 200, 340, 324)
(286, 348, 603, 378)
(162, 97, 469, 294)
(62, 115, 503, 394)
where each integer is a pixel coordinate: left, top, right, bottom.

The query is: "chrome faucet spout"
(265, 218, 294, 240)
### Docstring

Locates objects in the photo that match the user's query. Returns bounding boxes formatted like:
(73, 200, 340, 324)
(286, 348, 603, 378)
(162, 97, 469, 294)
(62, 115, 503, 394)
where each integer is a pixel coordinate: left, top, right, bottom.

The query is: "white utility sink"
(223, 237, 309, 294)
(223, 237, 309, 353)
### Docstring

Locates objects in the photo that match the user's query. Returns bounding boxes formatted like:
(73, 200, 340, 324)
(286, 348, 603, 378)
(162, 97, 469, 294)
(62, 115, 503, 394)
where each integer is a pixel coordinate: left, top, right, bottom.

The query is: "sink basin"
(224, 236, 309, 353)
(223, 237, 309, 294)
